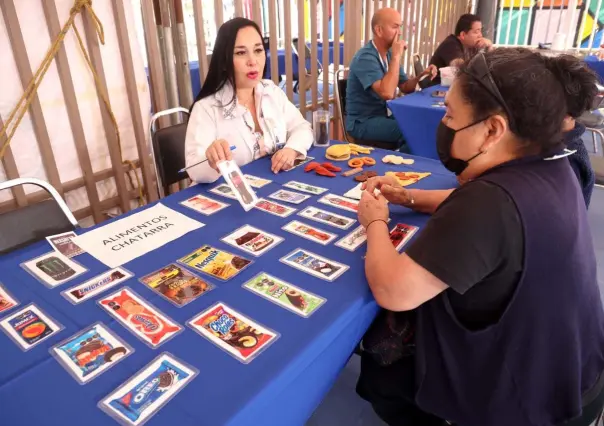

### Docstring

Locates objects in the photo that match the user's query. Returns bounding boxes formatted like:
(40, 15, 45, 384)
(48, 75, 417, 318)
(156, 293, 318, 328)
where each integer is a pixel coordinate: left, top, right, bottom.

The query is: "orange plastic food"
(362, 157, 376, 166)
(304, 162, 320, 172)
(315, 166, 336, 177)
(348, 158, 364, 168)
(321, 162, 342, 172)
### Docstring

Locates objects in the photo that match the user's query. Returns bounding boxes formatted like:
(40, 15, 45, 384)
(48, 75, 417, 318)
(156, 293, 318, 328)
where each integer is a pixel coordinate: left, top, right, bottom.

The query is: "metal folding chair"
(0, 178, 78, 254)
(149, 107, 190, 198)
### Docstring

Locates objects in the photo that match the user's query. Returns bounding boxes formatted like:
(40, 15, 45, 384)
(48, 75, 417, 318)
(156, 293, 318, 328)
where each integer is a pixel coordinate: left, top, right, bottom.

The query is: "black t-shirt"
(430, 34, 477, 84)
(406, 180, 524, 330)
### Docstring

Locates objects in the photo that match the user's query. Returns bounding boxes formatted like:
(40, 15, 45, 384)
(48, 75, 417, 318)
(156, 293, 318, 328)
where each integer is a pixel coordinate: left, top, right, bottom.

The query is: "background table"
(388, 85, 447, 160)
(0, 145, 457, 426)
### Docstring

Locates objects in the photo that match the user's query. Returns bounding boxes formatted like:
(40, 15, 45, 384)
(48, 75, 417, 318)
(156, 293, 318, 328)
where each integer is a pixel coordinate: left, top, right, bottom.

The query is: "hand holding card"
(217, 160, 258, 211)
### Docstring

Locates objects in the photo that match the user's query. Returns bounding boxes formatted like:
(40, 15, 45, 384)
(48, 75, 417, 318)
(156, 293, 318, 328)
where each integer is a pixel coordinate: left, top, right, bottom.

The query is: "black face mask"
(436, 119, 486, 175)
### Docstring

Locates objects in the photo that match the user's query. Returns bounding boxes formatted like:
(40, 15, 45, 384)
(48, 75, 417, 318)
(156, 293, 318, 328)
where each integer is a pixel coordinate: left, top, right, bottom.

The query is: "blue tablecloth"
(190, 42, 344, 98)
(388, 85, 448, 160)
(0, 146, 456, 426)
(584, 55, 604, 83)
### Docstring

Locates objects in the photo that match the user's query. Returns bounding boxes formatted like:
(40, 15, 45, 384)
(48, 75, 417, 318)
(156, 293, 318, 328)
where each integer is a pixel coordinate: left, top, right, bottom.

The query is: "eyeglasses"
(463, 53, 517, 133)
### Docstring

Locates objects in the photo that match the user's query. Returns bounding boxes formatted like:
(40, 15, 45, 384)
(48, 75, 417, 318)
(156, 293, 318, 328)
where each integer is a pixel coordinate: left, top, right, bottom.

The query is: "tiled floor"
(308, 137, 604, 426)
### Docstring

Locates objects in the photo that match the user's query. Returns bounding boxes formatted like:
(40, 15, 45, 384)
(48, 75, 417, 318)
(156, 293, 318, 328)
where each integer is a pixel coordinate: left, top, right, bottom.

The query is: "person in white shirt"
(185, 18, 314, 183)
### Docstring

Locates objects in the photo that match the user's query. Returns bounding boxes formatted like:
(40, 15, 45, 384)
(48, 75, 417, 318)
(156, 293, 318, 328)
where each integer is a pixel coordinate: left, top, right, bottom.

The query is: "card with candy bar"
(99, 352, 197, 426)
(281, 220, 337, 245)
(51, 322, 133, 384)
(0, 282, 18, 314)
(139, 263, 214, 307)
(0, 303, 63, 351)
(221, 225, 283, 257)
(46, 231, 84, 258)
(188, 302, 279, 363)
(254, 199, 297, 218)
(243, 272, 326, 317)
(180, 194, 229, 216)
(21, 251, 87, 288)
(298, 206, 356, 230)
(318, 194, 359, 213)
(98, 288, 182, 348)
(283, 180, 327, 195)
(178, 245, 253, 281)
(244, 174, 272, 188)
(61, 267, 133, 305)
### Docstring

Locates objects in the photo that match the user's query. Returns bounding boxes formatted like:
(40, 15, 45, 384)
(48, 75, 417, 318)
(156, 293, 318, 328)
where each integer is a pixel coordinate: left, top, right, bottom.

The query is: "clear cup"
(313, 109, 330, 147)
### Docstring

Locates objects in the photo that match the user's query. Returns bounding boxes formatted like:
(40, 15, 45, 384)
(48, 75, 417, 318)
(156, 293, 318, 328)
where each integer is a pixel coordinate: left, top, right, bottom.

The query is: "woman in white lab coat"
(185, 18, 314, 183)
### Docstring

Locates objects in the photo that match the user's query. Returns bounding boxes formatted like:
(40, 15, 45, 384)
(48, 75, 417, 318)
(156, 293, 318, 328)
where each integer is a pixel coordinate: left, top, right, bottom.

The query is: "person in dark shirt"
(356, 49, 604, 426)
(346, 8, 437, 150)
(430, 14, 492, 84)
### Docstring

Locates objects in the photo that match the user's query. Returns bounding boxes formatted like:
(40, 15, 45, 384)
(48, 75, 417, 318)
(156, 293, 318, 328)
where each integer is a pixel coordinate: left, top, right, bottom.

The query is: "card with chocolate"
(139, 263, 214, 307)
(243, 272, 326, 317)
(221, 225, 283, 257)
(188, 302, 279, 363)
(99, 352, 197, 426)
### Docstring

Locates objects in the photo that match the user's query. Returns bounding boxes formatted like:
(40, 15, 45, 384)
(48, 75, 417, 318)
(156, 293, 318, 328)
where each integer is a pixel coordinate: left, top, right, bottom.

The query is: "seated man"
(346, 7, 436, 151)
(429, 14, 492, 84)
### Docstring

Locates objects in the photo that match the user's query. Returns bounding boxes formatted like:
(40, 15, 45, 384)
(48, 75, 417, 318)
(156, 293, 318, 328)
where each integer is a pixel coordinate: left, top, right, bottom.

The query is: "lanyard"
(372, 41, 388, 72)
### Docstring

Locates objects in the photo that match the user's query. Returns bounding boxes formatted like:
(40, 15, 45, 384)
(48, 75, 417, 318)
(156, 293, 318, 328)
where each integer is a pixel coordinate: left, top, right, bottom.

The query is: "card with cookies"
(389, 223, 419, 251)
(280, 248, 349, 281)
(99, 352, 197, 426)
(188, 302, 279, 363)
(0, 282, 18, 314)
(98, 288, 182, 348)
(178, 245, 253, 281)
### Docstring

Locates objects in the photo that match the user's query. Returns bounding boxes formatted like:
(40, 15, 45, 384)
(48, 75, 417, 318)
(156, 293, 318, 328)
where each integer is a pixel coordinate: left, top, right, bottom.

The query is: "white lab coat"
(185, 79, 314, 183)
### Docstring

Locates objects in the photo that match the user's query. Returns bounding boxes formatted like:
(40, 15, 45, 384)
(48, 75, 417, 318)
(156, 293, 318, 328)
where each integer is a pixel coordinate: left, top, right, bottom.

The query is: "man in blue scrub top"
(346, 8, 437, 151)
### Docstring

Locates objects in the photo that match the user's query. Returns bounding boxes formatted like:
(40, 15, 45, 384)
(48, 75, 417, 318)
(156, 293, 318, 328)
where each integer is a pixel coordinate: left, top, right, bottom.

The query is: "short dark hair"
(191, 18, 265, 110)
(455, 14, 481, 36)
(457, 48, 598, 154)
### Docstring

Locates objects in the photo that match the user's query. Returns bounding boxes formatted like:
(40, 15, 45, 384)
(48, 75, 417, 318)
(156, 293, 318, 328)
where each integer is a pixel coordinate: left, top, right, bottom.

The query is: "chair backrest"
(334, 67, 350, 143)
(292, 38, 322, 72)
(412, 53, 424, 77)
(0, 178, 78, 254)
(149, 108, 190, 198)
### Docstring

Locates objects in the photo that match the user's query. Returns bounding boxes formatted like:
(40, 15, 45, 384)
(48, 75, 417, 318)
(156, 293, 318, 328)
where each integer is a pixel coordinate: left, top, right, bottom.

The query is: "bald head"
(371, 8, 401, 35)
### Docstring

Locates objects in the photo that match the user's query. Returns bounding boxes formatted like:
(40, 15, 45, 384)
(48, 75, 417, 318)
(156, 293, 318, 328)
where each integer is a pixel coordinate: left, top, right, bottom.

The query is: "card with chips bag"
(0, 304, 63, 351)
(217, 160, 259, 211)
(188, 302, 279, 363)
(98, 288, 182, 348)
(99, 352, 197, 426)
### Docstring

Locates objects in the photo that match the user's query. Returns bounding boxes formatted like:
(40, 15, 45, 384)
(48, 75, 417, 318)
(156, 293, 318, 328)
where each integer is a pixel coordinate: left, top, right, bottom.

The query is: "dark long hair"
(190, 18, 265, 111)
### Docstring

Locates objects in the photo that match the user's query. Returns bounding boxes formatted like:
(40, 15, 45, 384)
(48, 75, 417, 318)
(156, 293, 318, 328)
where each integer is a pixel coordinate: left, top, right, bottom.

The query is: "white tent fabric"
(0, 0, 152, 226)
